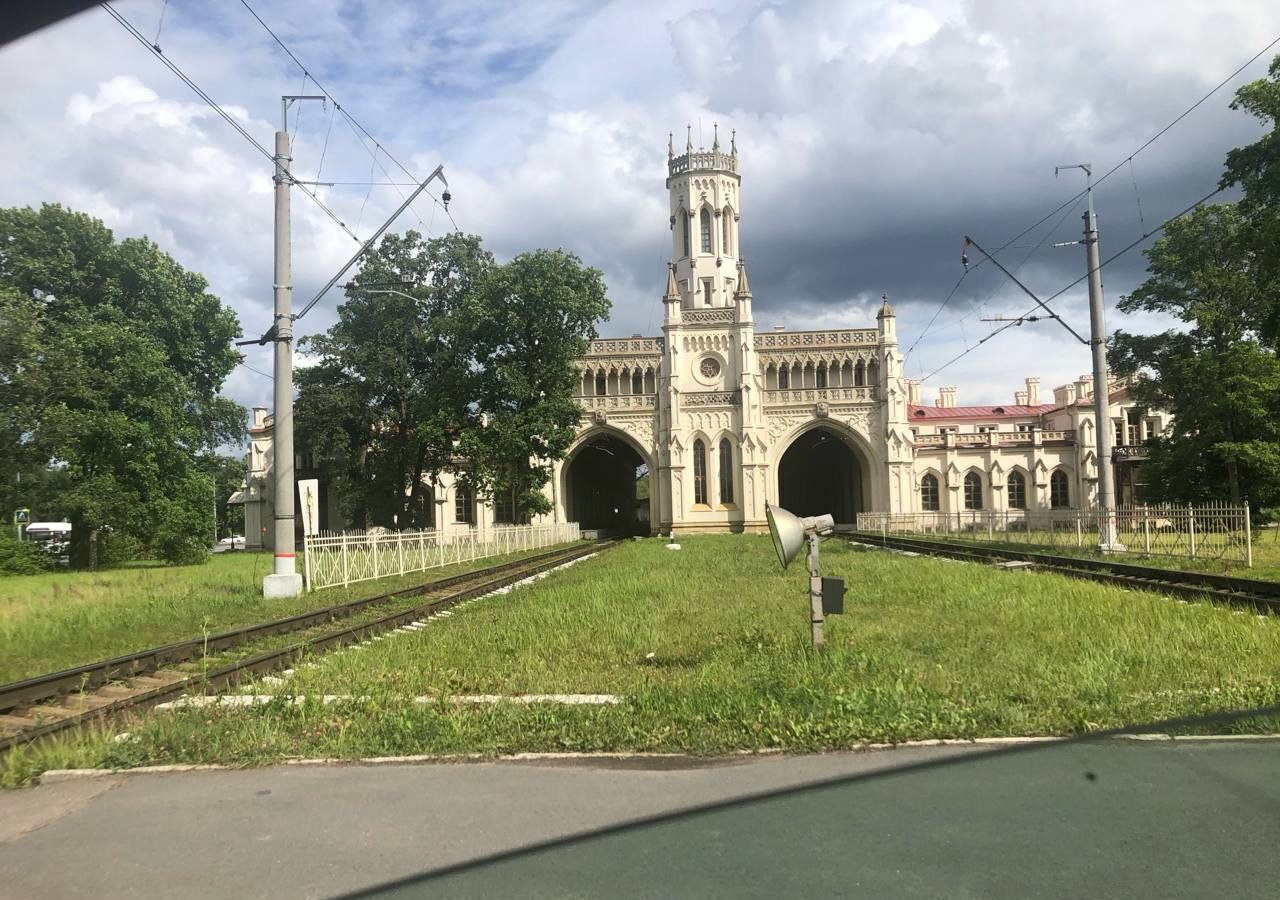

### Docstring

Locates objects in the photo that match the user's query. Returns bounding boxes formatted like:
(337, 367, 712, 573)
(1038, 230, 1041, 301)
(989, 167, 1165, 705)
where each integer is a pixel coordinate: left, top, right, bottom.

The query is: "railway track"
(0, 540, 614, 753)
(851, 532, 1280, 612)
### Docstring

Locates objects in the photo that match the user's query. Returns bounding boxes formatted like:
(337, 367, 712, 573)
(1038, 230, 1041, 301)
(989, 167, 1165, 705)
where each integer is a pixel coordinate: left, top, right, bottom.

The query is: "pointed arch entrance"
(563, 429, 653, 535)
(776, 425, 868, 524)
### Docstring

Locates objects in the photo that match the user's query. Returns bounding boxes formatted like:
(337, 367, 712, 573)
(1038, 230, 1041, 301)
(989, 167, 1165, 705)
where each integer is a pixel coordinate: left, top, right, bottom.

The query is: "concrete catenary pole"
(1082, 170, 1123, 551)
(263, 101, 302, 598)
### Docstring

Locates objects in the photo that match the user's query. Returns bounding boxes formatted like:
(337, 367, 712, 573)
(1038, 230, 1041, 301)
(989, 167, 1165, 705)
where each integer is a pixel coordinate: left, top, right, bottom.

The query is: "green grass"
(7, 534, 1279, 784)
(0, 544, 577, 685)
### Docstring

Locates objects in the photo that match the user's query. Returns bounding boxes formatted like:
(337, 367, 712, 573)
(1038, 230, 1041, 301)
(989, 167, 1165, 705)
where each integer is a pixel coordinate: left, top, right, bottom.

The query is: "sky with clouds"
(3, 0, 1279, 440)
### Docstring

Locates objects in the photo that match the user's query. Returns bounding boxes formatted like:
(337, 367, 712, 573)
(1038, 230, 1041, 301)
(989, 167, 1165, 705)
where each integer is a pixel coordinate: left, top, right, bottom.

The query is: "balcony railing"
(764, 387, 875, 406)
(578, 394, 656, 412)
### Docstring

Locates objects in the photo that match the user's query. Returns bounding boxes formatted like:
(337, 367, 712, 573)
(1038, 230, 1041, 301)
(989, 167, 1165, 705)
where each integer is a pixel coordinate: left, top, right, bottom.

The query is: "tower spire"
(665, 263, 678, 299)
(735, 259, 751, 296)
(686, 124, 692, 153)
(730, 128, 736, 156)
(667, 132, 673, 161)
(712, 122, 719, 152)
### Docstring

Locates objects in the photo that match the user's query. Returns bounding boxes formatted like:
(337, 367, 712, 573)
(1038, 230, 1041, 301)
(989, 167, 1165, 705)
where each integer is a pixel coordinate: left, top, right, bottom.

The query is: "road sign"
(14, 508, 30, 525)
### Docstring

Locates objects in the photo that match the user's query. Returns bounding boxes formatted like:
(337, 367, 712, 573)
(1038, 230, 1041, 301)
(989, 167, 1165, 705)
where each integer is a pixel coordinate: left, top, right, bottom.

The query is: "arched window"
(454, 483, 474, 524)
(854, 360, 865, 386)
(964, 472, 983, 510)
(722, 206, 733, 256)
(693, 439, 708, 506)
(1007, 471, 1027, 509)
(921, 473, 940, 511)
(718, 438, 734, 504)
(595, 372, 606, 396)
(631, 370, 644, 394)
(778, 365, 790, 389)
(680, 210, 690, 258)
(816, 363, 828, 389)
(1050, 470, 1070, 508)
(700, 207, 712, 254)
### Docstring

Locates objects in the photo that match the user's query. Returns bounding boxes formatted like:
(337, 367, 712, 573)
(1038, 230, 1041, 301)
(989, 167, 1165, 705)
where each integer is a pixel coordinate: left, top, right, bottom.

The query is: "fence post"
(1143, 510, 1150, 555)
(341, 533, 349, 588)
(303, 534, 312, 592)
(1245, 503, 1253, 568)
(1188, 504, 1197, 559)
(1075, 513, 1082, 547)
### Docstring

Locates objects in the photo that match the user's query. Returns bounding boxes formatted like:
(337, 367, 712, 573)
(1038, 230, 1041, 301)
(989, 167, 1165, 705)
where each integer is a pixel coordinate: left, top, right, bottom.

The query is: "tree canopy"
(0, 204, 244, 565)
(1109, 205, 1280, 509)
(296, 231, 609, 528)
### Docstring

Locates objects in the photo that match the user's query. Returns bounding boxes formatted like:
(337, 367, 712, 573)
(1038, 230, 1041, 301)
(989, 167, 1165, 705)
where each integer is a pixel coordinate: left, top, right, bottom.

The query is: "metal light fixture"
(766, 503, 845, 650)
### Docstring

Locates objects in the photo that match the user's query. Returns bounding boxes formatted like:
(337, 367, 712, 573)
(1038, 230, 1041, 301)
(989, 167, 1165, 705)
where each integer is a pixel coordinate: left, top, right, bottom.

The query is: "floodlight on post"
(766, 503, 843, 650)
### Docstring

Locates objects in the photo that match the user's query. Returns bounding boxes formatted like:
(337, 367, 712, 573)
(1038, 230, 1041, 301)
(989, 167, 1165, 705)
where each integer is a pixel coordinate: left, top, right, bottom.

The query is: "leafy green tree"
(457, 249, 609, 518)
(296, 233, 609, 527)
(0, 204, 243, 565)
(297, 232, 490, 528)
(1221, 53, 1280, 348)
(1109, 204, 1280, 510)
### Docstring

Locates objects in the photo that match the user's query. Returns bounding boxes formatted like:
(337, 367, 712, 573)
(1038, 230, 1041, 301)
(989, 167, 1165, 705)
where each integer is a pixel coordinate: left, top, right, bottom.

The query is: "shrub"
(0, 532, 52, 575)
(97, 530, 144, 569)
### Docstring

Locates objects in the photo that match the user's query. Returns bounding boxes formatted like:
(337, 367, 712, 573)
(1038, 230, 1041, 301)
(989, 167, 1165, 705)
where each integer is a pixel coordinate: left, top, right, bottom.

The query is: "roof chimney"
(1015, 390, 1028, 406)
(1075, 374, 1092, 402)
(252, 406, 268, 428)
(773, 324, 786, 332)
(906, 379, 921, 405)
(937, 386, 957, 408)
(1054, 383, 1076, 407)
(1025, 377, 1040, 406)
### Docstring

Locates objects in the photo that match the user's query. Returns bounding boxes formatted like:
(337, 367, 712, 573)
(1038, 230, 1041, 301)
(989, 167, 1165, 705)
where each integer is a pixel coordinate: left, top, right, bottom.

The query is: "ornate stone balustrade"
(764, 387, 874, 406)
(684, 390, 739, 407)
(585, 337, 664, 357)
(668, 150, 737, 175)
(755, 329, 879, 350)
(578, 394, 656, 412)
(913, 430, 1076, 449)
(682, 308, 736, 325)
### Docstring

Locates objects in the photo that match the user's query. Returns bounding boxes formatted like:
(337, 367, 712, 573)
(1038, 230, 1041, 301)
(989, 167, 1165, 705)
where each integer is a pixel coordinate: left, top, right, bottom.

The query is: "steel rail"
(0, 542, 600, 716)
(851, 533, 1280, 611)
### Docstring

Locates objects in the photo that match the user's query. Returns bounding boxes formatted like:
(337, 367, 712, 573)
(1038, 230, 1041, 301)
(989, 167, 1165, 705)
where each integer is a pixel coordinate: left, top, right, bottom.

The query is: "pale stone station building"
(238, 132, 1165, 546)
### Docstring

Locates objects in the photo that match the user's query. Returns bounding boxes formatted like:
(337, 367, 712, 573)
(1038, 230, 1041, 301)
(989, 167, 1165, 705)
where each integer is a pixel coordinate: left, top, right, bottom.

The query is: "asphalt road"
(1, 739, 1278, 899)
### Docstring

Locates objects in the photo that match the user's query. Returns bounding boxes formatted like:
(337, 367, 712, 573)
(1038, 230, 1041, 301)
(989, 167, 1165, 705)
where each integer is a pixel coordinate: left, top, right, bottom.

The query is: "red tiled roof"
(908, 403, 1055, 420)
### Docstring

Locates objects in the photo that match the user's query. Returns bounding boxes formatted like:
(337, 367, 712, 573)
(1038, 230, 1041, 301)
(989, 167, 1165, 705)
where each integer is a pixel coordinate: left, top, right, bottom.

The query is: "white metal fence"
(302, 523, 581, 591)
(855, 502, 1253, 567)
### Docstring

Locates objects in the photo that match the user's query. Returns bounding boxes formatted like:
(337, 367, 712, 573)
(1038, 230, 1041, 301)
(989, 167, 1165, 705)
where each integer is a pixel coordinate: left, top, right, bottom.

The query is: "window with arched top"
(964, 472, 983, 510)
(718, 438, 734, 504)
(722, 207, 733, 255)
(693, 439, 708, 506)
(631, 370, 644, 394)
(1050, 470, 1070, 508)
(700, 208, 712, 254)
(815, 364, 828, 389)
(778, 365, 790, 389)
(1007, 471, 1027, 509)
(921, 473, 940, 511)
(595, 373, 606, 396)
(680, 210, 690, 258)
(854, 360, 865, 386)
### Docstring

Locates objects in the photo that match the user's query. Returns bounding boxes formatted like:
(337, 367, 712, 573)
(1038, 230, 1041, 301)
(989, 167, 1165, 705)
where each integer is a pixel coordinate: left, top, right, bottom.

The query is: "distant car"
(214, 535, 245, 552)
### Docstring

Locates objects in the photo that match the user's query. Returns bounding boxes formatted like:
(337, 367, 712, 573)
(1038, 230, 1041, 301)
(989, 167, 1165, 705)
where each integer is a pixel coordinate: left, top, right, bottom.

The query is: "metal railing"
(855, 502, 1252, 567)
(302, 523, 581, 591)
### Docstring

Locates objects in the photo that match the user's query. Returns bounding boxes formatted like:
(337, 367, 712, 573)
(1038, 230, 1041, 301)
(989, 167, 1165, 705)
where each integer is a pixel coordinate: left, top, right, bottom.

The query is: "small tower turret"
(665, 123, 741, 316)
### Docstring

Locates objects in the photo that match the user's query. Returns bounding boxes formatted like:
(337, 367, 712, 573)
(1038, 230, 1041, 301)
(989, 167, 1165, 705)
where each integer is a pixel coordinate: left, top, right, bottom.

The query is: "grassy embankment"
(6, 534, 1280, 784)
(0, 544, 577, 685)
